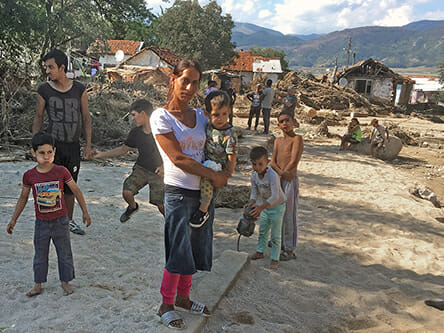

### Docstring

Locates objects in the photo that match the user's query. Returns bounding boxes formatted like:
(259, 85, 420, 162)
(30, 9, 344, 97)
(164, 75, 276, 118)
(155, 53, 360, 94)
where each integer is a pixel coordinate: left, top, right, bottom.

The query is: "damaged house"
(336, 58, 414, 106)
(106, 46, 182, 85)
(409, 76, 444, 103)
(210, 51, 283, 91)
(87, 40, 144, 67)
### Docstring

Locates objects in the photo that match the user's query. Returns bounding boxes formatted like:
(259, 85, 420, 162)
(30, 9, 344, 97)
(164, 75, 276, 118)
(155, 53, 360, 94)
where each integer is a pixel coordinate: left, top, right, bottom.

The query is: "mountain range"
(232, 20, 444, 69)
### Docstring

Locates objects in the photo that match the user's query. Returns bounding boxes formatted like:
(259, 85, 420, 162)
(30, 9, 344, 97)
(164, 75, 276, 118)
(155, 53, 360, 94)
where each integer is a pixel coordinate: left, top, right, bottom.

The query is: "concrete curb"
(158, 250, 249, 332)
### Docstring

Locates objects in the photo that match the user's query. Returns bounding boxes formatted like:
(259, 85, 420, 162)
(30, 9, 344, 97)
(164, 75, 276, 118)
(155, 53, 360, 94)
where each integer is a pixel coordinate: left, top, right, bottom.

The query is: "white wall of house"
(412, 77, 443, 92)
(99, 55, 132, 67)
(347, 77, 393, 101)
(125, 51, 171, 68)
(240, 72, 254, 86)
(253, 59, 282, 73)
(372, 78, 393, 101)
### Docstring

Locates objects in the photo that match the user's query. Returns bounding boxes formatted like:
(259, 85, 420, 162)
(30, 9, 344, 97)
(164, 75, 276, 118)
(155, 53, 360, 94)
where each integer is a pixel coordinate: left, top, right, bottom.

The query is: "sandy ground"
(1, 117, 444, 332)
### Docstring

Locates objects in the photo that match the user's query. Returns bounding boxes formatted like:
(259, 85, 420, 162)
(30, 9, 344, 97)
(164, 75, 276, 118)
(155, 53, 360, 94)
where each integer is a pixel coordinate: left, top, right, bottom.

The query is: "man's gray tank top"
(37, 81, 86, 143)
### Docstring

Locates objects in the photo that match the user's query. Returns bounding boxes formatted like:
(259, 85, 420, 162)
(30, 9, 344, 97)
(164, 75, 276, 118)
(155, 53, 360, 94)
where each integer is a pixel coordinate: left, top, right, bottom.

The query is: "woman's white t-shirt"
(150, 107, 207, 190)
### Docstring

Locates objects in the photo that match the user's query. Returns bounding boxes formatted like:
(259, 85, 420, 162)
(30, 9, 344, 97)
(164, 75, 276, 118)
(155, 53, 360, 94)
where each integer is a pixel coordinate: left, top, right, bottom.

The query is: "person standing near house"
(150, 60, 229, 329)
(261, 79, 275, 134)
(246, 84, 263, 131)
(33, 49, 92, 235)
(221, 80, 236, 125)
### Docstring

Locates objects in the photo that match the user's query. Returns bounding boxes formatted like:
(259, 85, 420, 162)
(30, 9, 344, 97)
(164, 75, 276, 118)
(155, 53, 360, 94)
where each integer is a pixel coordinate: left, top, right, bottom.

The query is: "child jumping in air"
(189, 90, 237, 228)
(271, 111, 304, 261)
(92, 99, 164, 221)
(7, 132, 91, 297)
(248, 146, 286, 270)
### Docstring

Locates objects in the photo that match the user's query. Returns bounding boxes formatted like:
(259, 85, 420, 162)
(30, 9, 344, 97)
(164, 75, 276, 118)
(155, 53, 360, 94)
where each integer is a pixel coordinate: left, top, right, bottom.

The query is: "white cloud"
(421, 10, 444, 20)
(373, 4, 413, 26)
(237, 0, 254, 12)
(148, 0, 444, 35)
(268, 0, 429, 34)
(258, 9, 272, 19)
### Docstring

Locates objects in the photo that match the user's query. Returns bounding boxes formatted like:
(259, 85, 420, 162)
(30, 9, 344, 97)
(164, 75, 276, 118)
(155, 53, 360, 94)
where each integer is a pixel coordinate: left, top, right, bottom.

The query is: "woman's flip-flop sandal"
(157, 310, 186, 330)
(176, 300, 211, 317)
(189, 301, 211, 317)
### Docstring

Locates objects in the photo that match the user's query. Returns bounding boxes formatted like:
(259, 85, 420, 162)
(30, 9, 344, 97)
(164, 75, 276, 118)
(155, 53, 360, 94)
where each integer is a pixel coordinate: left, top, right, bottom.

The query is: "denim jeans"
(163, 185, 215, 275)
(262, 108, 271, 133)
(34, 214, 74, 283)
(256, 203, 286, 261)
(248, 106, 261, 129)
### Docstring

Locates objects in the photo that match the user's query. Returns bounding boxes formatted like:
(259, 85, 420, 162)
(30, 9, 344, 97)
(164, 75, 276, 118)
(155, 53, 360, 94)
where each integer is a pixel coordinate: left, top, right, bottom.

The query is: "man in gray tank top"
(33, 49, 92, 235)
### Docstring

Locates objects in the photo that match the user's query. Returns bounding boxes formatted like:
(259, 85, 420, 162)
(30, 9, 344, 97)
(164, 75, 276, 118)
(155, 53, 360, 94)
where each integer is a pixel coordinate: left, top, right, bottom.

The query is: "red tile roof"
(88, 40, 141, 56)
(144, 46, 182, 67)
(407, 75, 438, 80)
(221, 51, 280, 72)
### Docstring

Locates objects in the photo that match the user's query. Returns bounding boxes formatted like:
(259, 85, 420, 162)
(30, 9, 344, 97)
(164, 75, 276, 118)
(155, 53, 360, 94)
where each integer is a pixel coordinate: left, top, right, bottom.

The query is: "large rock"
(348, 135, 403, 160)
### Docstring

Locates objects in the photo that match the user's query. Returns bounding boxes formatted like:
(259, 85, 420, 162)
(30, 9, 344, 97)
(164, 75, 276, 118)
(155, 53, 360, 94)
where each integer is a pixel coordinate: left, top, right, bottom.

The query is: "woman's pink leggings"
(160, 269, 193, 305)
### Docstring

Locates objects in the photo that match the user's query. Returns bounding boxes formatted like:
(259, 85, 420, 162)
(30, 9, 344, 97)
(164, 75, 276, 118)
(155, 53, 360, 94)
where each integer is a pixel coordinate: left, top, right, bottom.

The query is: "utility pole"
(330, 56, 338, 83)
(346, 37, 351, 68)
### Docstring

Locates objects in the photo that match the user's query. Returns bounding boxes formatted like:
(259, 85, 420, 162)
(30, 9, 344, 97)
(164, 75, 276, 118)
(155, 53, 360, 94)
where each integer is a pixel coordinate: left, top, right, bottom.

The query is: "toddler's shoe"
(69, 220, 85, 235)
(189, 210, 209, 228)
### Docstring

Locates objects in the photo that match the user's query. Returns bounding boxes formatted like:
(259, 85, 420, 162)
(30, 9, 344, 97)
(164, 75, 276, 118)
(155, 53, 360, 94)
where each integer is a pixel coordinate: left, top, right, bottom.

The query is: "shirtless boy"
(270, 111, 304, 260)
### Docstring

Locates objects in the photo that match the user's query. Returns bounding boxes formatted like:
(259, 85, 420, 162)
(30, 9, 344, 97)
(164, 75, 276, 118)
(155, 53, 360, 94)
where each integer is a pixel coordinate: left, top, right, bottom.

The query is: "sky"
(147, 0, 444, 35)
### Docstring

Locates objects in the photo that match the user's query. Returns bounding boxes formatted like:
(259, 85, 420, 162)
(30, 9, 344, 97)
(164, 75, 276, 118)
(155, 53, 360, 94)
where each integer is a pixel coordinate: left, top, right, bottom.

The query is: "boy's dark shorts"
(123, 164, 164, 206)
(54, 141, 81, 195)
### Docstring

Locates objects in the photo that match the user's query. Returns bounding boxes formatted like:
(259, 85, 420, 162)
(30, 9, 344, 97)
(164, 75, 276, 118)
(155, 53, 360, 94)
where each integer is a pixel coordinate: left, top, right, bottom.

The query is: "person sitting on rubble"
(369, 118, 389, 157)
(340, 117, 361, 150)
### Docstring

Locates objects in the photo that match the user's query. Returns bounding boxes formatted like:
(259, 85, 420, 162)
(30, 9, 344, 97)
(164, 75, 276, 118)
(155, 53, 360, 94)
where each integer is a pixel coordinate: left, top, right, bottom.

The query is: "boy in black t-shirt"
(33, 49, 92, 236)
(92, 99, 164, 221)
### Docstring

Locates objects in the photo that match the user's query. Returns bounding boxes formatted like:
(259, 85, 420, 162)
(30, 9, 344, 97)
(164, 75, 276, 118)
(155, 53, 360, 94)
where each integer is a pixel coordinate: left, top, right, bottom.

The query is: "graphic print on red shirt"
(35, 181, 63, 213)
(23, 165, 73, 220)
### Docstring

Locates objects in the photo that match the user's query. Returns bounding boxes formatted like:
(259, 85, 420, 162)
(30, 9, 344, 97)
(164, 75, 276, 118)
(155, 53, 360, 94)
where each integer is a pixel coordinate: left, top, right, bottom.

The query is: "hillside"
(232, 20, 444, 68)
(233, 22, 305, 49)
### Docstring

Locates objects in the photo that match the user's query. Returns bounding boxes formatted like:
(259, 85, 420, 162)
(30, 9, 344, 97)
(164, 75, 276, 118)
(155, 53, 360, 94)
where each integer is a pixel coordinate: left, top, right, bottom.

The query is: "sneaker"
(189, 210, 209, 228)
(279, 251, 296, 261)
(120, 203, 139, 223)
(69, 220, 85, 235)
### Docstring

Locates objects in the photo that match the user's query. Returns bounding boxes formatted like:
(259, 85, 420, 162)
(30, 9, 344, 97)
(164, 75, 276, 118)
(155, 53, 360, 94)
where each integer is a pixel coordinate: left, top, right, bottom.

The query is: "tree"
(0, 0, 154, 137)
(153, 0, 236, 70)
(249, 47, 289, 70)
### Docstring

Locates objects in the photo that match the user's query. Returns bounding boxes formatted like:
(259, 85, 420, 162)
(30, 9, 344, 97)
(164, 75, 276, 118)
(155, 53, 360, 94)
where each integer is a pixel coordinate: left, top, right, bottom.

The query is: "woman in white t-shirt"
(150, 60, 229, 329)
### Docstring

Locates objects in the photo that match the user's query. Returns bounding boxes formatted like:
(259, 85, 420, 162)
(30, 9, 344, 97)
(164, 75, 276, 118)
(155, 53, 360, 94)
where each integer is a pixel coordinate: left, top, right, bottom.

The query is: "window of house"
(355, 79, 372, 95)
(366, 80, 372, 94)
(355, 80, 366, 93)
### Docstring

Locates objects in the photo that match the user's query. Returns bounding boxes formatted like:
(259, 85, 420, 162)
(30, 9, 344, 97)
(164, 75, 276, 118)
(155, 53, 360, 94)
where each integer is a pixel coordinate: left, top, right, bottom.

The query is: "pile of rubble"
(276, 71, 374, 112)
(234, 70, 394, 125)
(107, 67, 171, 89)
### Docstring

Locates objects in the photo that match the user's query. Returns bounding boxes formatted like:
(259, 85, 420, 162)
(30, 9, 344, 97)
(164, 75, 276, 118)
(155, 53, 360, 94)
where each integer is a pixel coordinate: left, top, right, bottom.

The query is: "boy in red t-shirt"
(7, 132, 91, 297)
